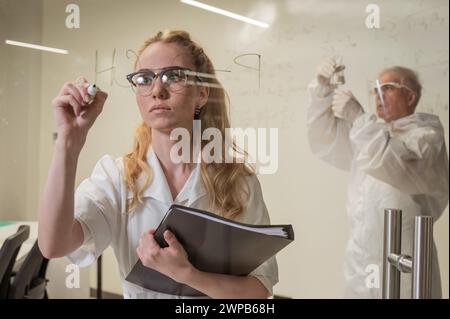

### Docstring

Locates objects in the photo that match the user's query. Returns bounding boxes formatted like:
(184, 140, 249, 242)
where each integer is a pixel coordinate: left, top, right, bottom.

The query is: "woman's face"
(134, 42, 208, 133)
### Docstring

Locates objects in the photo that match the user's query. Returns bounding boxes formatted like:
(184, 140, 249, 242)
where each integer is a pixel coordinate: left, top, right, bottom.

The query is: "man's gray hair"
(380, 66, 422, 106)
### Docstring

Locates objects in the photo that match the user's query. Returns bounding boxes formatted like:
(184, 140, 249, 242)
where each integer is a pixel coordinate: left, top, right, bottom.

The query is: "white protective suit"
(307, 79, 449, 299)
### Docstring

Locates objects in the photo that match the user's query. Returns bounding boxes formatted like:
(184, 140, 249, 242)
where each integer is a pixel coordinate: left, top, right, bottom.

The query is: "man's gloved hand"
(313, 57, 344, 97)
(331, 88, 364, 123)
(316, 57, 338, 86)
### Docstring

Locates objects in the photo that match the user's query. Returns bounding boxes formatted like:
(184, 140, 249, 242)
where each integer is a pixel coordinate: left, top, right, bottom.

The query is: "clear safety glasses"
(126, 66, 201, 96)
(370, 81, 414, 96)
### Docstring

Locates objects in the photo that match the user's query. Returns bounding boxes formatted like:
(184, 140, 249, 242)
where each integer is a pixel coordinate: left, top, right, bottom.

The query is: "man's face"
(375, 72, 417, 122)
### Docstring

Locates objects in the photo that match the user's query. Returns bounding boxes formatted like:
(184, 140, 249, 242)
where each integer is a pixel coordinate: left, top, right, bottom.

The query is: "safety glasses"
(126, 66, 201, 96)
(371, 81, 414, 96)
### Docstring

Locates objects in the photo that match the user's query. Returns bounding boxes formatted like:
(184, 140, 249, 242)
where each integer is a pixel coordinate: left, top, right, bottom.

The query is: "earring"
(194, 107, 202, 120)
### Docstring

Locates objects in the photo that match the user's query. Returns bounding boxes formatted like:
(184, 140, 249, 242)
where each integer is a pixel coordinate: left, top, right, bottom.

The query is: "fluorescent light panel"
(180, 0, 269, 28)
(5, 40, 68, 54)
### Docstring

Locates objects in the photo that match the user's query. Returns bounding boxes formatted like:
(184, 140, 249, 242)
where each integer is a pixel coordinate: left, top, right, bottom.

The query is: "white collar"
(131, 146, 207, 206)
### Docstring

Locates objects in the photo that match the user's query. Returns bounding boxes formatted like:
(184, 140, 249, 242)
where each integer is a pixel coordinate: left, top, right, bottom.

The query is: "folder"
(125, 204, 294, 296)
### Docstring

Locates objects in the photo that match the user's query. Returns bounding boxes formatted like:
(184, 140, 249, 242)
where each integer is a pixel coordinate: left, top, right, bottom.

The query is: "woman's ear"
(197, 85, 210, 108)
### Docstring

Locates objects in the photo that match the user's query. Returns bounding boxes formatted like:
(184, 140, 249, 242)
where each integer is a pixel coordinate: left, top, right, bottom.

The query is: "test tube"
(333, 56, 345, 85)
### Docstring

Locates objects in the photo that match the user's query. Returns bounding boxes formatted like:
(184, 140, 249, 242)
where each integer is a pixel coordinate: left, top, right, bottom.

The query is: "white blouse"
(67, 147, 279, 299)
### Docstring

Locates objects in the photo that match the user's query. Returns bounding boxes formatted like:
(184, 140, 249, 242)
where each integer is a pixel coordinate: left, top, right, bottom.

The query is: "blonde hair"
(380, 66, 422, 107)
(124, 30, 254, 219)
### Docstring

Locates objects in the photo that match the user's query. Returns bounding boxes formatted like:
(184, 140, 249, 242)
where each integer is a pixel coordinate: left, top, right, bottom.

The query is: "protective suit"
(307, 79, 449, 298)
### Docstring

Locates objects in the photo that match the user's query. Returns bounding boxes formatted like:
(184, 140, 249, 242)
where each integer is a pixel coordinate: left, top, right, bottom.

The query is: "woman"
(38, 30, 278, 299)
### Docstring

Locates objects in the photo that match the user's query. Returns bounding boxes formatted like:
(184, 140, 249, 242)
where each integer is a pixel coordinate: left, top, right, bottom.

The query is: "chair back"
(0, 225, 30, 298)
(8, 240, 49, 299)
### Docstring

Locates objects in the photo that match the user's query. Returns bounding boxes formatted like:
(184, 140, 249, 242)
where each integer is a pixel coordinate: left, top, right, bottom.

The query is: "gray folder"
(125, 204, 294, 296)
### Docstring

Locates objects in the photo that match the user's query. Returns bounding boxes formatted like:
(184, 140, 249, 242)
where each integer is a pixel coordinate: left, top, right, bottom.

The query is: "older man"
(307, 58, 448, 298)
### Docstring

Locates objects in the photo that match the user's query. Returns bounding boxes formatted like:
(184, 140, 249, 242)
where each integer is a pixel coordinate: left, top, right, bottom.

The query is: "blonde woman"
(38, 30, 278, 299)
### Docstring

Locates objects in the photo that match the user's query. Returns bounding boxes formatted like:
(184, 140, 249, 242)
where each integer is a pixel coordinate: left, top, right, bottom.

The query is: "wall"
(0, 0, 42, 221)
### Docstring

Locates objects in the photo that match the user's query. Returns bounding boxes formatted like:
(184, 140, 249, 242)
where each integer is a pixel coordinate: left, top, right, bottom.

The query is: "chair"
(8, 240, 49, 299)
(0, 225, 30, 298)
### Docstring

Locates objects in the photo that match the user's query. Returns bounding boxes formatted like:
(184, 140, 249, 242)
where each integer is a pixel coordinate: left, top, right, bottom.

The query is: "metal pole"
(412, 216, 433, 299)
(97, 254, 102, 299)
(382, 209, 402, 299)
